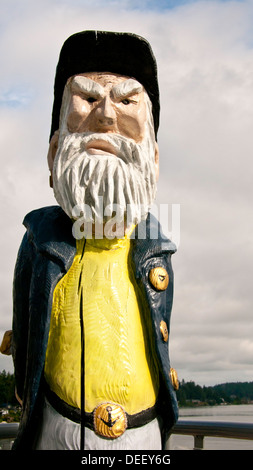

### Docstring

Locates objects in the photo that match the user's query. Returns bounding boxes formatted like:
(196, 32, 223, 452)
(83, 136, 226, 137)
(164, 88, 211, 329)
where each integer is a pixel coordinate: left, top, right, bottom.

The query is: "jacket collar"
(23, 205, 76, 272)
(130, 212, 177, 279)
(23, 206, 177, 275)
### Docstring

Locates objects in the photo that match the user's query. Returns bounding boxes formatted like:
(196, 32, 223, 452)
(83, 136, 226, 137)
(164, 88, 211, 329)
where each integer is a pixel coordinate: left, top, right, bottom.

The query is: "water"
(169, 404, 253, 450)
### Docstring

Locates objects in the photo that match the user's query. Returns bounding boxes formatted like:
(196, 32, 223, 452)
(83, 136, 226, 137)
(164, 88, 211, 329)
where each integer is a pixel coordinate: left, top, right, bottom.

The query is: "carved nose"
(95, 97, 116, 127)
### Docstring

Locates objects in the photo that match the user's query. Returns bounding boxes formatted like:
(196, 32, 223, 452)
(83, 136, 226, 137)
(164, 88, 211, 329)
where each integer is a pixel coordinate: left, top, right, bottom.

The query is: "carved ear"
(155, 142, 159, 181)
(47, 131, 59, 187)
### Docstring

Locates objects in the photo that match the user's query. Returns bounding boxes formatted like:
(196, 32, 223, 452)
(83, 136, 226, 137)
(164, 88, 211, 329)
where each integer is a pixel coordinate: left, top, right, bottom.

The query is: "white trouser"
(35, 398, 162, 450)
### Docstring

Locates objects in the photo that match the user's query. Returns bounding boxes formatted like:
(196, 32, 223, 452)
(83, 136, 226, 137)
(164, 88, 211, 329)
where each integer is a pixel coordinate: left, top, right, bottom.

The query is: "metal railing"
(0, 423, 19, 450)
(1, 420, 253, 450)
(170, 419, 253, 449)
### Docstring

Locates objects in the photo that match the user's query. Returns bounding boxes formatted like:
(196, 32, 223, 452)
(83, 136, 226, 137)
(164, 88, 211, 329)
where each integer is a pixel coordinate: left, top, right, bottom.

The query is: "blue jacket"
(12, 205, 178, 449)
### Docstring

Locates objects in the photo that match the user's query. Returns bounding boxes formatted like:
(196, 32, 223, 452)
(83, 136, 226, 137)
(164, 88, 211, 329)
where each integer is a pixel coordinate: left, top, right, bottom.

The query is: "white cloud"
(0, 0, 252, 386)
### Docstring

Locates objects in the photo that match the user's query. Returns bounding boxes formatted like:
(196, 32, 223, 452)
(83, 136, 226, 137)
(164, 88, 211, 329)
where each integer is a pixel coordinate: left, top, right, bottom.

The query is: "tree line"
(176, 379, 253, 406)
(0, 370, 16, 406)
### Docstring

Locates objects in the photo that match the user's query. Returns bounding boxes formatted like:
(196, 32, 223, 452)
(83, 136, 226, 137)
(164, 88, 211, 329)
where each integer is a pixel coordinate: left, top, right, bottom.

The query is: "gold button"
(170, 368, 179, 391)
(0, 330, 12, 356)
(149, 267, 169, 291)
(160, 320, 168, 342)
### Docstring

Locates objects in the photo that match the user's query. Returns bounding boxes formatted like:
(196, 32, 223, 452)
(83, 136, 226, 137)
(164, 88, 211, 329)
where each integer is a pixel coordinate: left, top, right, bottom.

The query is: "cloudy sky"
(0, 0, 252, 387)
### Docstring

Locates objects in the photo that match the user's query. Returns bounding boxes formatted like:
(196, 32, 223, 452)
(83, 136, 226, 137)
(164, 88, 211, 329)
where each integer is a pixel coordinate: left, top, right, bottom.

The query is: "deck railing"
(0, 423, 19, 450)
(1, 420, 253, 450)
(169, 419, 253, 449)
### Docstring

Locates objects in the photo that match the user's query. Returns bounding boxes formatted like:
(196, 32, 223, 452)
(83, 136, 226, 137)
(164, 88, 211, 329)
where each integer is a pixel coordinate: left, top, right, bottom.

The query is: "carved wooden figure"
(6, 31, 179, 450)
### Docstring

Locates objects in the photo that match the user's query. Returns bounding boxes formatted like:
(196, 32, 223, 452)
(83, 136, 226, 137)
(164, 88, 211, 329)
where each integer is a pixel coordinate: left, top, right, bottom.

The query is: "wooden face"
(66, 72, 147, 147)
(48, 72, 159, 183)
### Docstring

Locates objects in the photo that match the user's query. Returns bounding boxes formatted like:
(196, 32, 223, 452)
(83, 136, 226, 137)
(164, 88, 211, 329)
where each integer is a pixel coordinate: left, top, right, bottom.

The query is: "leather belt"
(43, 380, 157, 439)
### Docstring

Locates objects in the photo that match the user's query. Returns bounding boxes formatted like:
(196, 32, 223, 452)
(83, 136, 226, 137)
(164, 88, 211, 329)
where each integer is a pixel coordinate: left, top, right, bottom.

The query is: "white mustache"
(59, 131, 143, 166)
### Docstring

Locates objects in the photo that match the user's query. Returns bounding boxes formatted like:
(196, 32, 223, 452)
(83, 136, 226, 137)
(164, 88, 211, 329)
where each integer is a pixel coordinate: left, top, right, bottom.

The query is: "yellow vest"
(44, 235, 159, 415)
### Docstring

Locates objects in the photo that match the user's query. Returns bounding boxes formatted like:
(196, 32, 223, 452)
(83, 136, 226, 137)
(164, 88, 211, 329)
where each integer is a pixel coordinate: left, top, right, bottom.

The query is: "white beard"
(53, 128, 157, 236)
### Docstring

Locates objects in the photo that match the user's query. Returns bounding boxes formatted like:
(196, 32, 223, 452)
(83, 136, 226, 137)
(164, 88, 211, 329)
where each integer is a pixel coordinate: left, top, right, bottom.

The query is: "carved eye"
(121, 98, 131, 105)
(149, 267, 169, 291)
(86, 96, 97, 103)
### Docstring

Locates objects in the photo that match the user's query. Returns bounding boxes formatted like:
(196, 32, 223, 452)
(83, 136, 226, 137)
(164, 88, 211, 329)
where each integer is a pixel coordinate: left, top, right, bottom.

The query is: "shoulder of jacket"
(23, 205, 72, 242)
(23, 205, 65, 230)
(22, 205, 76, 269)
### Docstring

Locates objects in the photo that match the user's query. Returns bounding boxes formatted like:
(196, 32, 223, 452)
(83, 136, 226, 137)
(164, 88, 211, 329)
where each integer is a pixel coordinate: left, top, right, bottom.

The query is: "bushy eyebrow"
(111, 79, 143, 99)
(71, 76, 105, 99)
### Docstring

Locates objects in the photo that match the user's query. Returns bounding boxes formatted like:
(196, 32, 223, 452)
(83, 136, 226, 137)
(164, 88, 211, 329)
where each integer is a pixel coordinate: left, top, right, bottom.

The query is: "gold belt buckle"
(94, 402, 127, 439)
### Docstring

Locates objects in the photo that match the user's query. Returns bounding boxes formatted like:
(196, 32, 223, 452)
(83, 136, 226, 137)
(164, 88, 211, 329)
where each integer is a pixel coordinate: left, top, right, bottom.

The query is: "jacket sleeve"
(12, 231, 34, 402)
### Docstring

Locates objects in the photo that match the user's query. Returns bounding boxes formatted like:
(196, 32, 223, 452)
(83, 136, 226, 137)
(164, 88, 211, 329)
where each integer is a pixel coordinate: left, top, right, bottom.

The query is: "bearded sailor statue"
(10, 31, 179, 450)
